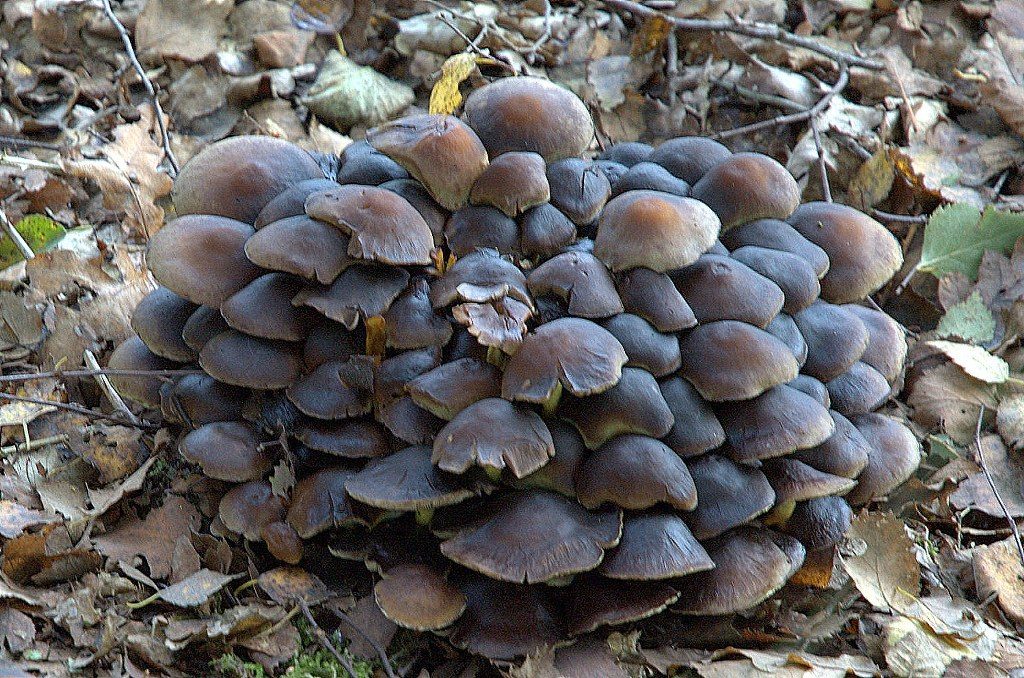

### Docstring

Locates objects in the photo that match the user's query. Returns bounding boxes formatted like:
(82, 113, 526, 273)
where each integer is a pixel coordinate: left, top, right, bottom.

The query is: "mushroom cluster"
(113, 76, 920, 659)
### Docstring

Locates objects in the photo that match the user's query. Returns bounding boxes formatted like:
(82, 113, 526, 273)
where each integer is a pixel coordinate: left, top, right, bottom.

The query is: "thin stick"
(975, 406, 1024, 570)
(333, 608, 399, 678)
(99, 0, 179, 176)
(810, 118, 832, 202)
(716, 79, 807, 113)
(0, 207, 36, 261)
(0, 136, 63, 152)
(299, 601, 359, 678)
(872, 209, 927, 224)
(84, 350, 138, 425)
(0, 434, 69, 456)
(0, 368, 202, 384)
(0, 391, 159, 430)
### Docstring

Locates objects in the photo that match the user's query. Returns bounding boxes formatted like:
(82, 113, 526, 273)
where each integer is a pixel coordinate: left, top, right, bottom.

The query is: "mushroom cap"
(302, 319, 361, 370)
(445, 205, 520, 258)
(719, 218, 830, 278)
(181, 305, 230, 353)
(429, 248, 531, 309)
(161, 374, 247, 426)
(148, 215, 263, 307)
(576, 434, 695, 511)
(717, 384, 835, 462)
(787, 374, 831, 408)
(253, 178, 339, 229)
(375, 564, 467, 631)
(761, 457, 856, 504)
(787, 202, 903, 303)
(470, 151, 549, 216)
(375, 347, 442, 412)
(791, 410, 872, 479)
(546, 158, 612, 225)
(846, 414, 921, 505)
(826, 361, 891, 416)
(690, 152, 801, 230)
(845, 304, 907, 384)
(305, 185, 435, 265)
(172, 135, 325, 223)
(594, 159, 631, 187)
(599, 513, 714, 580)
(672, 528, 805, 615)
(598, 141, 654, 167)
(244, 215, 351, 284)
(432, 398, 554, 478)
(286, 467, 359, 538)
(527, 251, 623, 319)
(380, 178, 448, 244)
(611, 162, 691, 198)
(452, 297, 533, 352)
(346, 445, 477, 510)
(380, 395, 446, 445)
(199, 330, 303, 389)
(559, 367, 675, 449)
(463, 76, 594, 161)
(765, 313, 809, 367)
(337, 142, 410, 185)
(440, 490, 621, 583)
(600, 313, 681, 377)
(407, 357, 501, 420)
(659, 376, 727, 457)
(294, 419, 390, 458)
(648, 136, 732, 184)
(367, 114, 489, 211)
(679, 320, 799, 401)
(131, 287, 197, 362)
(594, 191, 720, 272)
(107, 336, 180, 407)
(685, 454, 776, 539)
(295, 263, 410, 330)
(221, 272, 314, 341)
(286, 357, 374, 419)
(793, 301, 870, 382)
(260, 521, 304, 564)
(512, 420, 586, 496)
(669, 253, 785, 328)
(384, 279, 453, 350)
(220, 481, 287, 541)
(519, 203, 577, 259)
(782, 496, 853, 549)
(614, 267, 696, 333)
(180, 421, 271, 483)
(730, 245, 820, 314)
(502, 317, 627, 402)
(565, 575, 679, 636)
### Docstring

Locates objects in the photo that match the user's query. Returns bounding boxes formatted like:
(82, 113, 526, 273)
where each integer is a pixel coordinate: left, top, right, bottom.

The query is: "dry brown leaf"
(1, 523, 101, 585)
(135, 0, 232, 63)
(0, 501, 55, 539)
(950, 434, 1024, 518)
(257, 566, 328, 606)
(144, 568, 237, 608)
(0, 607, 35, 653)
(93, 494, 201, 580)
(79, 425, 145, 485)
(975, 1, 1024, 138)
(974, 537, 1024, 624)
(907, 362, 998, 444)
(841, 511, 919, 613)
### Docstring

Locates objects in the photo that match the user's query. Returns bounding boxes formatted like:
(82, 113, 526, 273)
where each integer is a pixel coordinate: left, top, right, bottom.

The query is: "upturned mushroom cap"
(433, 398, 554, 478)
(429, 248, 532, 309)
(565, 575, 679, 636)
(286, 357, 374, 419)
(690, 152, 801, 230)
(244, 215, 351, 284)
(470, 151, 549, 216)
(519, 203, 577, 259)
(261, 521, 304, 564)
(598, 141, 654, 167)
(107, 336, 180, 407)
(295, 263, 410, 330)
(787, 374, 831, 408)
(199, 331, 303, 389)
(793, 301, 870, 382)
(782, 496, 853, 549)
(599, 513, 714, 580)
(367, 114, 489, 211)
(615, 267, 697, 332)
(384, 279, 453, 350)
(131, 287, 197, 362)
(717, 384, 835, 462)
(679, 321, 799, 401)
(730, 246, 820, 314)
(762, 457, 856, 504)
(463, 76, 594, 161)
(375, 564, 467, 631)
(172, 135, 325, 223)
(826, 362, 891, 415)
(559, 367, 675, 449)
(787, 202, 903, 303)
(305, 185, 434, 265)
(286, 467, 359, 538)
(407, 358, 501, 420)
(444, 205, 520, 258)
(502, 317, 628, 402)
(659, 376, 727, 457)
(452, 297, 533, 352)
(294, 419, 390, 458)
(719, 218, 830, 278)
(600, 313, 681, 377)
(611, 162, 690, 197)
(846, 414, 921, 505)
(221, 272, 314, 341)
(673, 528, 805, 615)
(594, 191, 720, 272)
(527, 251, 623, 319)
(845, 304, 907, 384)
(161, 374, 247, 425)
(253, 178, 339, 229)
(346, 445, 477, 510)
(669, 254, 785, 327)
(440, 490, 621, 583)
(648, 136, 732, 184)
(791, 411, 872, 479)
(220, 481, 287, 541)
(685, 454, 776, 539)
(576, 434, 695, 510)
(513, 420, 586, 496)
(546, 159, 612, 225)
(181, 305, 230, 353)
(148, 215, 263, 307)
(180, 421, 271, 482)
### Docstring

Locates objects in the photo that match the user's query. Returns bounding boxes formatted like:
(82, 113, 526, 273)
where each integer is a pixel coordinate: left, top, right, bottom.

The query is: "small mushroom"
(730, 246, 820, 314)
(765, 313, 809, 366)
(220, 481, 287, 541)
(286, 467, 359, 539)
(512, 420, 586, 496)
(337, 142, 409, 185)
(221, 272, 314, 341)
(107, 336, 180, 407)
(470, 151, 549, 216)
(669, 254, 785, 327)
(302, 319, 361, 370)
(375, 564, 467, 631)
(793, 300, 870, 382)
(295, 263, 410, 330)
(429, 248, 532, 309)
(576, 434, 695, 510)
(787, 374, 831, 408)
(648, 136, 732, 184)
(199, 330, 303, 389)
(826, 361, 891, 415)
(781, 496, 853, 550)
(599, 513, 714, 580)
(253, 178, 339, 229)
(719, 218, 830, 278)
(384, 279, 453, 350)
(346, 445, 477, 510)
(846, 414, 921, 505)
(598, 141, 654, 167)
(180, 421, 271, 482)
(527, 251, 623, 319)
(181, 305, 229, 353)
(244, 215, 351, 284)
(131, 287, 197, 362)
(716, 384, 835, 462)
(615, 267, 696, 332)
(611, 162, 690, 197)
(559, 367, 675, 449)
(519, 203, 577, 259)
(445, 205, 520, 258)
(546, 158, 611, 225)
(261, 521, 304, 564)
(380, 395, 446, 445)
(452, 297, 533, 352)
(845, 304, 907, 384)
(690, 152, 801, 230)
(600, 313, 681, 377)
(286, 357, 374, 419)
(375, 347, 442, 413)
(791, 411, 872, 479)
(659, 376, 727, 457)
(407, 358, 501, 420)
(564, 575, 678, 636)
(380, 178, 448, 244)
(294, 419, 390, 459)
(161, 374, 247, 425)
(685, 454, 775, 539)
(761, 457, 856, 504)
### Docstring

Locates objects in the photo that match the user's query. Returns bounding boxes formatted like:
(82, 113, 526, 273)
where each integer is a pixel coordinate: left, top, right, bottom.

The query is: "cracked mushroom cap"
(286, 467, 359, 539)
(219, 480, 287, 541)
(615, 267, 696, 332)
(305, 185, 435, 265)
(346, 445, 477, 510)
(244, 215, 351, 284)
(527, 251, 623, 319)
(600, 313, 681, 377)
(690, 152, 801, 230)
(432, 398, 554, 478)
(463, 76, 594, 161)
(576, 434, 696, 510)
(295, 263, 410, 330)
(731, 245, 821, 314)
(181, 305, 230, 353)
(285, 357, 374, 419)
(782, 496, 853, 550)
(519, 203, 577, 259)
(826, 362, 891, 415)
(172, 135, 325, 223)
(546, 158, 612, 225)
(599, 513, 714, 580)
(717, 384, 835, 462)
(501, 317, 628, 403)
(180, 421, 271, 483)
(673, 528, 805, 615)
(451, 297, 533, 352)
(367, 114, 489, 211)
(794, 301, 870, 382)
(787, 202, 903, 303)
(161, 374, 247, 425)
(791, 410, 871, 479)
(679, 320, 799, 401)
(440, 490, 621, 583)
(565, 575, 679, 636)
(720, 218, 830, 278)
(669, 254, 785, 328)
(594, 191, 720, 272)
(375, 564, 467, 631)
(253, 178, 339, 229)
(761, 457, 856, 504)
(845, 304, 907, 384)
(384, 279, 453, 350)
(131, 287, 197, 362)
(148, 215, 263, 307)
(559, 367, 675, 449)
(107, 336, 181, 407)
(659, 376, 727, 457)
(199, 330, 303, 389)
(294, 419, 390, 459)
(685, 454, 776, 539)
(221, 272, 314, 341)
(407, 358, 501, 420)
(470, 151, 549, 216)
(846, 414, 921, 505)
(648, 136, 732, 184)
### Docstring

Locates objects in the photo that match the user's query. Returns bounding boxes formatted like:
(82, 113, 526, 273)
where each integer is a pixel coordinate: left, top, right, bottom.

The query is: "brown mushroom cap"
(791, 410, 872, 479)
(669, 254, 785, 328)
(380, 178, 448, 244)
(559, 367, 675, 449)
(380, 395, 446, 445)
(826, 361, 891, 415)
(717, 384, 835, 462)
(384, 279, 453, 350)
(181, 305, 230, 353)
(576, 434, 695, 510)
(782, 496, 853, 549)
(172, 135, 325, 223)
(846, 414, 921, 505)
(286, 357, 374, 419)
(598, 141, 655, 167)
(199, 330, 303, 389)
(470, 151, 549, 216)
(148, 215, 263, 307)
(180, 421, 271, 482)
(519, 203, 577, 259)
(244, 215, 351, 284)
(761, 457, 856, 504)
(673, 528, 805, 615)
(346, 445, 477, 510)
(730, 246, 821, 314)
(648, 136, 732, 184)
(221, 272, 314, 341)
(546, 159, 612, 225)
(611, 162, 691, 198)
(527, 251, 623, 319)
(375, 347, 442, 411)
(131, 287, 197, 362)
(302, 319, 361, 370)
(564, 575, 679, 636)
(679, 320, 799, 401)
(305, 185, 435, 265)
(463, 76, 594, 161)
(220, 480, 287, 541)
(594, 191, 720, 272)
(367, 114, 489, 211)
(294, 419, 390, 459)
(600, 313, 681, 377)
(845, 304, 907, 384)
(407, 357, 501, 420)
(261, 521, 304, 564)
(440, 490, 621, 583)
(793, 301, 870, 382)
(253, 178, 339, 229)
(599, 513, 714, 580)
(502, 317, 627, 403)
(690, 152, 801, 230)
(107, 336, 180, 407)
(295, 263, 410, 330)
(444, 205, 520, 258)
(685, 454, 776, 539)
(766, 313, 809, 367)
(787, 374, 831, 408)
(161, 374, 247, 425)
(452, 297, 533, 352)
(615, 267, 697, 332)
(286, 467, 359, 539)
(659, 376, 727, 457)
(719, 218, 830, 278)
(432, 398, 554, 478)
(375, 564, 467, 631)
(337, 141, 410, 185)
(429, 248, 532, 309)
(787, 202, 903, 303)
(513, 420, 586, 496)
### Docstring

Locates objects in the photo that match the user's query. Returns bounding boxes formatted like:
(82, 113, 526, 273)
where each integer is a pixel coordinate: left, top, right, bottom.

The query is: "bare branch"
(975, 406, 1024, 571)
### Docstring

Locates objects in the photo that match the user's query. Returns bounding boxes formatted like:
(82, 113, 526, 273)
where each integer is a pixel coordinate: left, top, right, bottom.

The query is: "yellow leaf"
(429, 53, 495, 115)
(630, 14, 673, 58)
(847, 147, 895, 210)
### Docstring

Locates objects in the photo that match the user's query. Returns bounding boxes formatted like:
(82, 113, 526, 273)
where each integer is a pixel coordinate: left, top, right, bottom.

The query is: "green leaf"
(919, 204, 1024, 280)
(0, 214, 67, 269)
(936, 291, 996, 344)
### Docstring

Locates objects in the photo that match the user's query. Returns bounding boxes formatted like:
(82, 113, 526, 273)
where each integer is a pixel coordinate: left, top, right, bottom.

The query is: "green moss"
(210, 652, 267, 678)
(288, 618, 377, 678)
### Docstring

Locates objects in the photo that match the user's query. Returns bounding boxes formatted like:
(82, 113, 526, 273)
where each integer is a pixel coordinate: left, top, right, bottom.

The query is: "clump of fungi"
(113, 76, 919, 659)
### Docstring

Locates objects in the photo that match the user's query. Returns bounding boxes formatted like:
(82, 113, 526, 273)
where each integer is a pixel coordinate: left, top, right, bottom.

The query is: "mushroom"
(761, 457, 856, 504)
(374, 347, 442, 413)
(221, 272, 314, 341)
(199, 331, 303, 389)
(600, 313, 681, 377)
(445, 205, 520, 258)
(781, 496, 853, 550)
(845, 304, 907, 384)
(107, 336, 180, 406)
(659, 376, 727, 457)
(181, 305, 230, 353)
(302, 319, 361, 370)
(598, 141, 654, 167)
(648, 136, 732, 184)
(576, 434, 696, 510)
(161, 374, 247, 425)
(429, 248, 532, 309)
(380, 179, 448, 244)
(765, 313, 809, 366)
(452, 297, 534, 352)
(615, 162, 692, 200)
(684, 454, 775, 539)
(599, 513, 714, 580)
(826, 361, 891, 415)
(716, 384, 835, 462)
(690, 152, 801, 230)
(512, 420, 586, 496)
(546, 158, 611, 225)
(593, 160, 629, 187)
(244, 215, 351, 284)
(180, 421, 271, 482)
(346, 445, 478, 510)
(286, 467, 359, 539)
(131, 287, 197, 362)
(294, 419, 390, 459)
(384, 279, 453, 350)
(261, 521, 304, 564)
(220, 481, 287, 541)
(787, 374, 831, 408)
(614, 267, 696, 333)
(719, 218, 830, 278)
(470, 151, 549, 216)
(253, 178, 339, 229)
(790, 411, 871, 478)
(286, 357, 374, 419)
(407, 358, 501, 420)
(337, 141, 410, 185)
(793, 300, 869, 382)
(564, 575, 679, 636)
(294, 263, 410, 330)
(559, 367, 675, 449)
(669, 253, 785, 327)
(380, 395, 446, 446)
(527, 251, 623, 319)
(519, 203, 577, 259)
(730, 246, 820, 314)
(375, 564, 467, 631)
(846, 414, 921, 505)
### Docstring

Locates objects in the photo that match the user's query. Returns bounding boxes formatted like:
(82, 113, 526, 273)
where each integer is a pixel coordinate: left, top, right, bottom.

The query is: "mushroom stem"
(541, 381, 563, 416)
(486, 345, 507, 369)
(763, 499, 797, 527)
(365, 315, 387, 357)
(415, 508, 435, 525)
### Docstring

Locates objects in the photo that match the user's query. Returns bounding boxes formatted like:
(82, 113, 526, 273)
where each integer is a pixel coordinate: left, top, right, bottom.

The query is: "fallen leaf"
(290, 0, 354, 34)
(141, 569, 237, 608)
(0, 607, 35, 653)
(93, 494, 201, 580)
(430, 53, 490, 115)
(908, 362, 998, 444)
(973, 536, 1024, 624)
(884, 615, 969, 678)
(0, 501, 55, 539)
(841, 511, 919, 613)
(0, 400, 55, 428)
(86, 456, 154, 516)
(847, 148, 895, 211)
(975, 1, 1024, 138)
(919, 204, 1024, 281)
(301, 51, 414, 131)
(79, 425, 145, 485)
(257, 567, 328, 605)
(950, 434, 1024, 518)
(936, 291, 996, 344)
(135, 0, 232, 63)
(997, 395, 1024, 449)
(926, 340, 1009, 384)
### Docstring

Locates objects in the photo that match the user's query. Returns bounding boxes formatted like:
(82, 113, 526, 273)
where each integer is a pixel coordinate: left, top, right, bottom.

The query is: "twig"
(0, 434, 69, 456)
(810, 118, 832, 202)
(716, 79, 807, 113)
(0, 368, 202, 384)
(0, 207, 36, 261)
(99, 0, 179, 176)
(299, 601, 359, 678)
(333, 608, 399, 678)
(0, 136, 63, 152)
(0, 391, 159, 430)
(0, 153, 64, 173)
(974, 406, 1024, 571)
(84, 350, 138, 425)
(872, 209, 927, 224)
(600, 0, 883, 70)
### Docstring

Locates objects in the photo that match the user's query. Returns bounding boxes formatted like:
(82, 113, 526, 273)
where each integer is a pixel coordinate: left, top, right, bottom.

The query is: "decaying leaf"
(950, 434, 1024, 518)
(93, 495, 201, 580)
(135, 0, 232, 63)
(936, 291, 996, 344)
(301, 50, 414, 130)
(973, 536, 1024, 625)
(926, 341, 1009, 384)
(997, 394, 1024, 449)
(975, 1, 1024, 139)
(841, 511, 919, 613)
(847, 148, 895, 211)
(138, 569, 237, 608)
(908, 362, 998, 444)
(429, 53, 494, 115)
(0, 501, 55, 539)
(257, 566, 328, 606)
